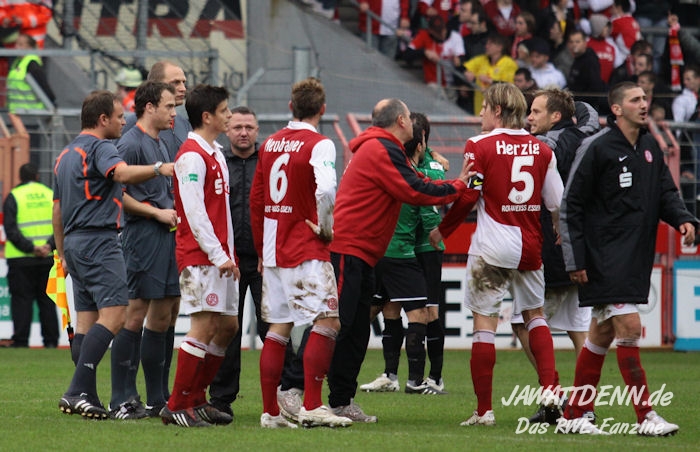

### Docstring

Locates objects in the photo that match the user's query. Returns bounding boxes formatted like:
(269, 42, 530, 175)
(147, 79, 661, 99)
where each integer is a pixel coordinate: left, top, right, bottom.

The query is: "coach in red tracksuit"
(326, 98, 474, 422)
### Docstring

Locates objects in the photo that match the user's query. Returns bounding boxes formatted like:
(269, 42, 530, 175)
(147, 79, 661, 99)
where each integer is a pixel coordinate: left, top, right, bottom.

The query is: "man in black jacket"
(208, 106, 264, 417)
(560, 82, 696, 436)
(566, 30, 606, 110)
(512, 88, 599, 425)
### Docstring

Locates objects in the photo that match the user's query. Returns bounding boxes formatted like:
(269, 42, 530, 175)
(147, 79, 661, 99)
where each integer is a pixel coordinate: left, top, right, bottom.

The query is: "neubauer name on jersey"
(264, 137, 304, 153)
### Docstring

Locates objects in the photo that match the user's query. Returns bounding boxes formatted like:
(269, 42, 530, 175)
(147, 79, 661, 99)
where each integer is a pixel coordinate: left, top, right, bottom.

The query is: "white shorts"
(543, 286, 591, 332)
(464, 255, 544, 317)
(262, 260, 339, 326)
(592, 303, 639, 324)
(179, 265, 239, 316)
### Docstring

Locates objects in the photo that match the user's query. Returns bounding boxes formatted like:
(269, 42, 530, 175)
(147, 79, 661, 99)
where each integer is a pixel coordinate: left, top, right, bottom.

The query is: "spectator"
(634, 0, 671, 72)
(114, 67, 143, 114)
(607, 39, 652, 87)
(448, 0, 476, 37)
(566, 29, 606, 109)
(3, 162, 58, 349)
(461, 7, 489, 62)
(416, 0, 460, 24)
(511, 11, 535, 60)
(610, 0, 642, 62)
(586, 14, 617, 84)
(483, 0, 520, 37)
(672, 65, 700, 124)
(463, 33, 518, 114)
(671, 65, 700, 183)
(637, 70, 672, 119)
(456, 9, 491, 112)
(669, 13, 700, 66)
(405, 15, 465, 91)
(547, 20, 574, 80)
(6, 33, 55, 113)
(649, 102, 667, 123)
(526, 37, 567, 88)
(514, 67, 538, 119)
(536, 0, 576, 44)
(358, 0, 411, 59)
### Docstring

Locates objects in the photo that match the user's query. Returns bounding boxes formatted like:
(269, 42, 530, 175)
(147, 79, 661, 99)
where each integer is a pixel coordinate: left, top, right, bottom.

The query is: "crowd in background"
(301, 0, 700, 120)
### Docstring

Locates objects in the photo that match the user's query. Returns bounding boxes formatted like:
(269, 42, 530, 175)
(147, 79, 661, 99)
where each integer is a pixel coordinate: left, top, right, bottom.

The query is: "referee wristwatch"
(153, 161, 164, 176)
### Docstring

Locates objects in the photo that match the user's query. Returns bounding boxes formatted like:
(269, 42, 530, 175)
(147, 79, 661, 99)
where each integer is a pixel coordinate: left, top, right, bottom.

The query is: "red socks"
(616, 345, 652, 422)
(192, 353, 224, 406)
(471, 341, 495, 416)
(168, 341, 206, 411)
(259, 335, 287, 416)
(303, 331, 336, 410)
(527, 322, 557, 389)
(565, 345, 605, 419)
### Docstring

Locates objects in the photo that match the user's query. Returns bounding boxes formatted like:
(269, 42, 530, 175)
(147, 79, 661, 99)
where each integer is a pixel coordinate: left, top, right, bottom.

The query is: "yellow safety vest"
(7, 54, 45, 113)
(4, 181, 53, 259)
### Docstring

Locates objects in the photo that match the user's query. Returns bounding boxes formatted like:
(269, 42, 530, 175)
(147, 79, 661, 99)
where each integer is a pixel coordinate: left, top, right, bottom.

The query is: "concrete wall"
(246, 1, 469, 120)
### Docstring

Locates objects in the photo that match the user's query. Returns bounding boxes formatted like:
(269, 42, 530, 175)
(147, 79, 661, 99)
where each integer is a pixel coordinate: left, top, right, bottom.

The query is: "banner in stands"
(0, 260, 663, 349)
(49, 0, 247, 96)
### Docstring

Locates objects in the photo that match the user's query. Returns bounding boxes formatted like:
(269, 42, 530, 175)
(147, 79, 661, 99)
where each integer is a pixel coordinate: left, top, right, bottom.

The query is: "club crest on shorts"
(206, 293, 219, 306)
(327, 297, 338, 310)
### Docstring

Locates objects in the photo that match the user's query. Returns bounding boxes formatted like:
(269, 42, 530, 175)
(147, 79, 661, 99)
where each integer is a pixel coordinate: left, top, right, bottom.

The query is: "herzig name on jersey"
(495, 140, 540, 156)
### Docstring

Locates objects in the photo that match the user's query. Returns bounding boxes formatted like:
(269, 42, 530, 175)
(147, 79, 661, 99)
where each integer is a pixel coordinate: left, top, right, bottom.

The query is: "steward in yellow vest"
(6, 33, 56, 113)
(2, 162, 58, 347)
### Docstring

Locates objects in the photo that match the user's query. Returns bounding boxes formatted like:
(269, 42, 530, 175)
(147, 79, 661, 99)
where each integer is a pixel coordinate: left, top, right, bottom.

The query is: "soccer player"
(54, 90, 174, 419)
(252, 77, 350, 428)
(108, 81, 182, 420)
(327, 98, 475, 423)
(161, 84, 239, 428)
(430, 83, 564, 427)
(560, 82, 694, 436)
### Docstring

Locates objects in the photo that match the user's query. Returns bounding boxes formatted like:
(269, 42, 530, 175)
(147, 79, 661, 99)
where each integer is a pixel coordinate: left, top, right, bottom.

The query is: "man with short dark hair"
(567, 29, 606, 109)
(55, 90, 175, 420)
(109, 81, 181, 421)
(163, 84, 239, 428)
(560, 82, 695, 436)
